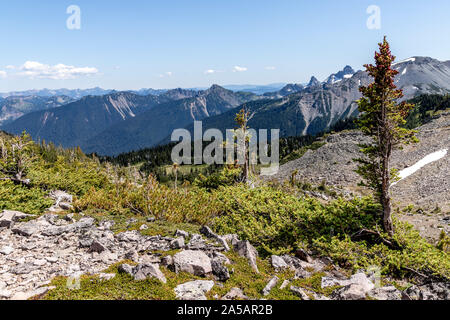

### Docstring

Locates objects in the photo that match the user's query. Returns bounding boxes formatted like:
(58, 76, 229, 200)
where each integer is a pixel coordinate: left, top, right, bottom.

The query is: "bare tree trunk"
(381, 120, 394, 236)
(174, 170, 178, 190)
(243, 136, 249, 183)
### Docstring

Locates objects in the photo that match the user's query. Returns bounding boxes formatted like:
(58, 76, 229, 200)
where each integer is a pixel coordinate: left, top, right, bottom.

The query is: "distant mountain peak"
(307, 76, 321, 87)
(325, 66, 355, 84)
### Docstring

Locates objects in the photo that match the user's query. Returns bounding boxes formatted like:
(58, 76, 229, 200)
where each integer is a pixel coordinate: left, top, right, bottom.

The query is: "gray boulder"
(221, 287, 248, 300)
(133, 263, 167, 283)
(0, 210, 30, 228)
(211, 258, 230, 281)
(263, 276, 279, 296)
(174, 280, 214, 300)
(271, 255, 289, 270)
(118, 264, 134, 277)
(290, 286, 310, 300)
(42, 218, 95, 236)
(173, 250, 212, 276)
(0, 245, 14, 255)
(88, 240, 107, 253)
(174, 229, 189, 239)
(200, 226, 230, 251)
(124, 250, 139, 262)
(234, 240, 259, 273)
(170, 237, 185, 249)
(12, 219, 51, 237)
(368, 286, 402, 300)
(331, 283, 368, 300)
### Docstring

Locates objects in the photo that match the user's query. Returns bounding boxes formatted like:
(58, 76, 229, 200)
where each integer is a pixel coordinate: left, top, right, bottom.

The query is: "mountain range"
(2, 56, 450, 156)
(0, 95, 74, 126)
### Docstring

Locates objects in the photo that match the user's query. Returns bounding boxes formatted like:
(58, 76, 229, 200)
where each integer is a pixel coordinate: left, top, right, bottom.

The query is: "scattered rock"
(116, 230, 142, 242)
(280, 280, 290, 290)
(0, 246, 14, 255)
(234, 240, 259, 273)
(0, 210, 31, 228)
(211, 258, 230, 281)
(403, 282, 450, 300)
(290, 286, 310, 300)
(0, 289, 12, 299)
(42, 217, 95, 237)
(98, 273, 116, 281)
(173, 250, 212, 276)
(368, 286, 402, 300)
(118, 264, 134, 277)
(49, 190, 73, 203)
(200, 226, 230, 251)
(12, 219, 48, 237)
(222, 287, 248, 300)
(271, 255, 289, 270)
(175, 280, 214, 300)
(133, 263, 167, 283)
(170, 237, 185, 249)
(161, 255, 174, 267)
(331, 283, 368, 300)
(88, 240, 107, 254)
(175, 229, 189, 239)
(322, 272, 374, 292)
(124, 250, 139, 262)
(294, 249, 312, 262)
(139, 224, 148, 231)
(209, 252, 231, 265)
(263, 276, 279, 296)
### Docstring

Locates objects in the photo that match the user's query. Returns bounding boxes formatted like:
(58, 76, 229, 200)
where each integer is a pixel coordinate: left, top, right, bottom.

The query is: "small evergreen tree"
(0, 131, 35, 186)
(356, 37, 417, 236)
(235, 107, 254, 184)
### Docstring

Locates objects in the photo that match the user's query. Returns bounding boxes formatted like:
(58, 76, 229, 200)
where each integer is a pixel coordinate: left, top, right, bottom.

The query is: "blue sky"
(1, 0, 449, 91)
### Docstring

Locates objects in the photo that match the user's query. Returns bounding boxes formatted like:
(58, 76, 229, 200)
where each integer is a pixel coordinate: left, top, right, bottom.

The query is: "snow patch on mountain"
(392, 149, 448, 186)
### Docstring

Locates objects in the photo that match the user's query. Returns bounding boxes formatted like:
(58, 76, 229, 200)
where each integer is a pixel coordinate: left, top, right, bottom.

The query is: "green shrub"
(193, 165, 242, 190)
(212, 186, 378, 255)
(29, 156, 110, 196)
(0, 180, 53, 215)
(212, 185, 450, 279)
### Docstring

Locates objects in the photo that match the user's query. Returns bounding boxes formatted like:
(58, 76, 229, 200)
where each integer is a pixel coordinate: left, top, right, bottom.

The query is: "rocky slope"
(1, 197, 448, 300)
(267, 111, 450, 242)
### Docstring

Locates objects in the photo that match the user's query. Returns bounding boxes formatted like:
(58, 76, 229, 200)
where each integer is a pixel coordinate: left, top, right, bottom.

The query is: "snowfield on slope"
(392, 149, 448, 186)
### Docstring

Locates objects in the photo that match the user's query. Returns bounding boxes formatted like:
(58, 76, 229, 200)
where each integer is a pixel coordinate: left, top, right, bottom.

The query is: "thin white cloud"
(159, 71, 173, 78)
(204, 69, 217, 74)
(233, 66, 247, 72)
(15, 61, 98, 80)
(5, 65, 15, 70)
(0, 71, 7, 78)
(265, 66, 276, 70)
